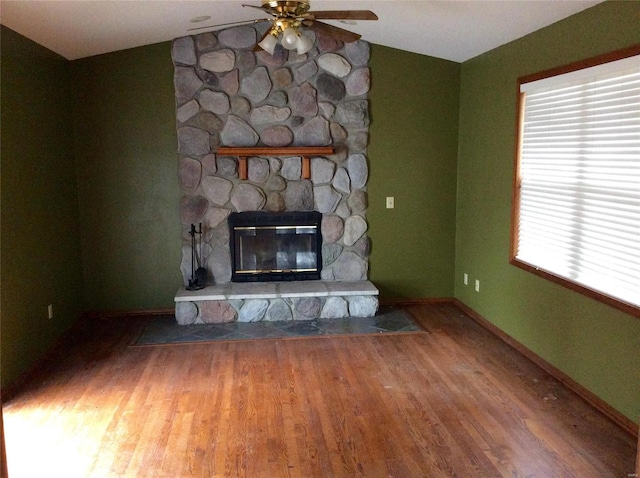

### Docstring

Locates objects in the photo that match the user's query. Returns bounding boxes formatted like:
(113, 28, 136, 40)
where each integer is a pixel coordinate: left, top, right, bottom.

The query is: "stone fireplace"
(171, 24, 378, 324)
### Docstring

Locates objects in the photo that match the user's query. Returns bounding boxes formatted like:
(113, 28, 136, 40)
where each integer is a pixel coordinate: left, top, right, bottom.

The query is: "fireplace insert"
(229, 211, 322, 282)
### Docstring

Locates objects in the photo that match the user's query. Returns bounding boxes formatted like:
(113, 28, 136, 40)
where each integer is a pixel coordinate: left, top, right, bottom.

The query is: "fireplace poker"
(186, 223, 205, 290)
(195, 223, 208, 285)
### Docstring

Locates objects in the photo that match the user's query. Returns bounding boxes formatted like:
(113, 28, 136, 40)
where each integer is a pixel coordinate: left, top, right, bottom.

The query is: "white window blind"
(515, 54, 640, 310)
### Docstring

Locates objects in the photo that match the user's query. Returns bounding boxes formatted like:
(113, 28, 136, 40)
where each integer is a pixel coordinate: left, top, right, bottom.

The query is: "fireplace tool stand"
(186, 223, 207, 290)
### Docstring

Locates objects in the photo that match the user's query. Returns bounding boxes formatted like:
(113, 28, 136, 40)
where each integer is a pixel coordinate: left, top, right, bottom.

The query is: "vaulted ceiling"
(0, 0, 603, 62)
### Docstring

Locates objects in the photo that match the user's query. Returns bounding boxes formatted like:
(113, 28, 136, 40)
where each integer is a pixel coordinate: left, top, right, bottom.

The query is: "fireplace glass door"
(229, 211, 322, 282)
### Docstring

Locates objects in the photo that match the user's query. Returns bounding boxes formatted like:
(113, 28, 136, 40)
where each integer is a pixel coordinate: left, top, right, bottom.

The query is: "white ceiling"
(0, 0, 603, 62)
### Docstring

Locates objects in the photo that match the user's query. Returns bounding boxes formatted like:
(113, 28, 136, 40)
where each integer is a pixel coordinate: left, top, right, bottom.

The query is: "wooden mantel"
(216, 147, 335, 180)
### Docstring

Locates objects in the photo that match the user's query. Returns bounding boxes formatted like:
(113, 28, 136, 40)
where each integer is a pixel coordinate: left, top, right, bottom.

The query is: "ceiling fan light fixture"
(281, 27, 299, 50)
(295, 34, 313, 54)
(258, 29, 278, 54)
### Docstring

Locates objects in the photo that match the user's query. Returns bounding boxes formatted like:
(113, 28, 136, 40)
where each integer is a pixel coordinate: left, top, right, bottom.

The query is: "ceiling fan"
(189, 0, 378, 55)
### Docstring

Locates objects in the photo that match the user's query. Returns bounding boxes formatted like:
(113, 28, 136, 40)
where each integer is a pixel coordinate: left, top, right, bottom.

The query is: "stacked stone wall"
(172, 25, 371, 286)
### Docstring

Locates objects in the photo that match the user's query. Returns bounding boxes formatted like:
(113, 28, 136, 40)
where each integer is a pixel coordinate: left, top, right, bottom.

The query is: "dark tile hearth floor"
(133, 306, 422, 346)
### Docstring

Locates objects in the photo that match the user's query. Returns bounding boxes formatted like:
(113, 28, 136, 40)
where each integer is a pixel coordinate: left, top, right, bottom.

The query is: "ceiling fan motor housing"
(261, 0, 310, 17)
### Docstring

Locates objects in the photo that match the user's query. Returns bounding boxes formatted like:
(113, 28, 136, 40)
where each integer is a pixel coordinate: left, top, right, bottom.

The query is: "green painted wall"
(454, 1, 640, 423)
(1, 26, 84, 388)
(70, 44, 182, 311)
(368, 46, 460, 298)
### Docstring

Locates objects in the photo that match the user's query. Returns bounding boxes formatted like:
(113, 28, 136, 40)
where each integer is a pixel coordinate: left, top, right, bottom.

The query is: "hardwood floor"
(3, 303, 636, 477)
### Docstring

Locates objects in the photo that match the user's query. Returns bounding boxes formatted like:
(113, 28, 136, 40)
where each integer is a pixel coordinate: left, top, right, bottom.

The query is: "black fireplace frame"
(229, 211, 322, 282)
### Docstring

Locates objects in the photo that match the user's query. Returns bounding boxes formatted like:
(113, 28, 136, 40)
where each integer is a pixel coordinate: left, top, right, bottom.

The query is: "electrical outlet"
(48, 304, 54, 319)
(463, 273, 468, 285)
(474, 280, 480, 292)
(386, 196, 395, 209)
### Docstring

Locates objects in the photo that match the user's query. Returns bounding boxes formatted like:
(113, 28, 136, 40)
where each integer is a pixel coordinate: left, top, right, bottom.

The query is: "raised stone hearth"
(175, 280, 379, 325)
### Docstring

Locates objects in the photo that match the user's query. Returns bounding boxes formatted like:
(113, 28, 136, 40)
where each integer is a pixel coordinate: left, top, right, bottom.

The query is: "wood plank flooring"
(2, 303, 637, 477)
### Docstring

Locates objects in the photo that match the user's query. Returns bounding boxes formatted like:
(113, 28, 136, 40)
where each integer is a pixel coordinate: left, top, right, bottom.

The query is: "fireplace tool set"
(186, 223, 208, 290)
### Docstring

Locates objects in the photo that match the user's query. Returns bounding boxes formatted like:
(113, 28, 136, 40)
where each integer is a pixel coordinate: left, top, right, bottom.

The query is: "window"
(511, 45, 640, 317)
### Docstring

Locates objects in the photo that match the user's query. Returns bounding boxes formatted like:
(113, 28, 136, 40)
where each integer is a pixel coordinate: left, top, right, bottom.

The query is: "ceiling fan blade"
(307, 10, 378, 21)
(242, 4, 272, 14)
(188, 18, 270, 32)
(307, 21, 361, 43)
